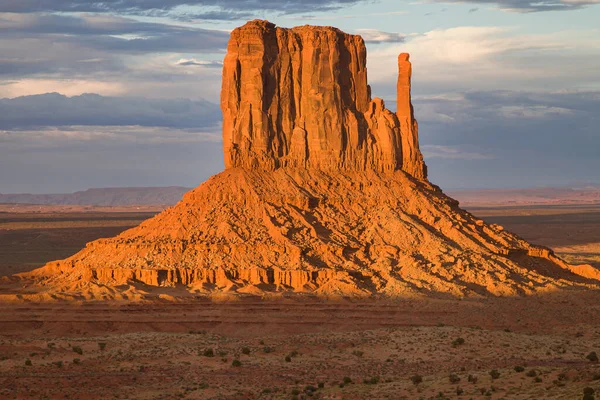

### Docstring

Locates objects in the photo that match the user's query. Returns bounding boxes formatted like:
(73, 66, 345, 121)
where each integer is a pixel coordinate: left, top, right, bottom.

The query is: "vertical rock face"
(397, 53, 427, 180)
(221, 20, 427, 178)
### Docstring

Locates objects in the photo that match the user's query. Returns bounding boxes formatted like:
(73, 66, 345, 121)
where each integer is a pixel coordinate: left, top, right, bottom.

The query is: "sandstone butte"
(12, 20, 599, 300)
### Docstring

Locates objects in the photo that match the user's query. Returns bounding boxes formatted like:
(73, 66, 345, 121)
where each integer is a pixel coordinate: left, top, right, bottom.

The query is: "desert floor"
(0, 203, 599, 399)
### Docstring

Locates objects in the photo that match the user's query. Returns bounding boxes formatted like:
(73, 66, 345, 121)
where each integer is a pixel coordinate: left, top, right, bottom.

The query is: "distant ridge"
(449, 186, 600, 206)
(0, 187, 191, 206)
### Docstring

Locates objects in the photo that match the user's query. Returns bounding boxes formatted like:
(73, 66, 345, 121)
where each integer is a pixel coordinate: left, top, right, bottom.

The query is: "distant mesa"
(0, 187, 191, 207)
(13, 20, 598, 300)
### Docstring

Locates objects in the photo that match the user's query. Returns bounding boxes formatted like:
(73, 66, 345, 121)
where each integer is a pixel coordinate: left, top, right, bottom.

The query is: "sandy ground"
(0, 204, 599, 399)
(1, 295, 600, 399)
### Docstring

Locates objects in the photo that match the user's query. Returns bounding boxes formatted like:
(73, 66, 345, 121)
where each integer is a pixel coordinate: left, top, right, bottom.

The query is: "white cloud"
(422, 145, 494, 160)
(367, 26, 600, 94)
(355, 29, 406, 43)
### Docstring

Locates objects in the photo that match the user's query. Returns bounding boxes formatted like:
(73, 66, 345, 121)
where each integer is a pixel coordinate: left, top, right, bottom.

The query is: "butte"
(15, 20, 599, 299)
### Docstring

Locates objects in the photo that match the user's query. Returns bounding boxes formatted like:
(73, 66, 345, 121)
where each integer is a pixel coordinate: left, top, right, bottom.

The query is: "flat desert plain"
(0, 203, 599, 399)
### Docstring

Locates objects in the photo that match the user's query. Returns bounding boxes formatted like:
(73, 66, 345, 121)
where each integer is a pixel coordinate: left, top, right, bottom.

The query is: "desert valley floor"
(0, 203, 599, 399)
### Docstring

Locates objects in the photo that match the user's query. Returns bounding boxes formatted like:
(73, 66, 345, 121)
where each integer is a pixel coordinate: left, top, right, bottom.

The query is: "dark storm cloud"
(0, 0, 364, 16)
(431, 0, 599, 12)
(0, 93, 221, 130)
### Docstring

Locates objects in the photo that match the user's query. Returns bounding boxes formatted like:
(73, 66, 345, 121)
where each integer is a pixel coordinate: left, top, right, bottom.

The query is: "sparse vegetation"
(202, 348, 214, 357)
(24, 359, 32, 366)
(489, 369, 500, 379)
(231, 359, 241, 367)
(583, 387, 595, 400)
(72, 346, 83, 355)
(410, 374, 423, 385)
(514, 366, 525, 372)
(586, 351, 598, 362)
(452, 337, 465, 347)
(241, 347, 250, 355)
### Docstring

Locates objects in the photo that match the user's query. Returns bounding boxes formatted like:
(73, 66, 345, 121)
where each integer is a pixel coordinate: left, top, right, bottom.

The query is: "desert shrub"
(343, 376, 352, 384)
(410, 375, 423, 385)
(586, 351, 598, 362)
(97, 342, 106, 351)
(25, 359, 32, 366)
(317, 382, 325, 388)
(47, 343, 56, 349)
(202, 348, 214, 357)
(467, 374, 478, 384)
(363, 377, 379, 385)
(456, 387, 464, 395)
(583, 387, 595, 400)
(291, 389, 300, 395)
(352, 350, 364, 357)
(514, 366, 525, 373)
(592, 373, 600, 381)
(452, 338, 465, 347)
(534, 377, 542, 383)
(241, 347, 250, 355)
(289, 350, 299, 357)
(449, 374, 461, 384)
(526, 369, 537, 377)
(285, 356, 292, 362)
(198, 382, 209, 389)
(489, 369, 500, 379)
(73, 358, 81, 365)
(52, 361, 63, 368)
(304, 385, 318, 392)
(72, 346, 83, 355)
(557, 372, 568, 381)
(231, 359, 241, 367)
(263, 346, 273, 354)
(218, 350, 228, 357)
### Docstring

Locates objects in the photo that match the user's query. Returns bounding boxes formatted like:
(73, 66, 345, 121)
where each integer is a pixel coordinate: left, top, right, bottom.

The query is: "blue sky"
(0, 0, 599, 192)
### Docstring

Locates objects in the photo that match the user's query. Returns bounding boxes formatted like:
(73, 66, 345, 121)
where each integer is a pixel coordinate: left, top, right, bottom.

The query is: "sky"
(0, 0, 599, 193)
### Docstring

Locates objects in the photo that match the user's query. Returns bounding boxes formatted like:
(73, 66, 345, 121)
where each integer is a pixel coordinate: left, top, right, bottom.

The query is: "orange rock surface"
(16, 20, 597, 299)
(221, 20, 425, 176)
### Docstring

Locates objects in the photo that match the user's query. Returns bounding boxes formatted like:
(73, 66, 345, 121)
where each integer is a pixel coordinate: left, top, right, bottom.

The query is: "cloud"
(0, 93, 221, 130)
(431, 0, 600, 12)
(0, 13, 228, 98)
(421, 145, 494, 160)
(355, 29, 406, 44)
(0, 0, 364, 16)
(367, 26, 600, 97)
(411, 90, 600, 188)
(0, 13, 230, 54)
(176, 59, 223, 68)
